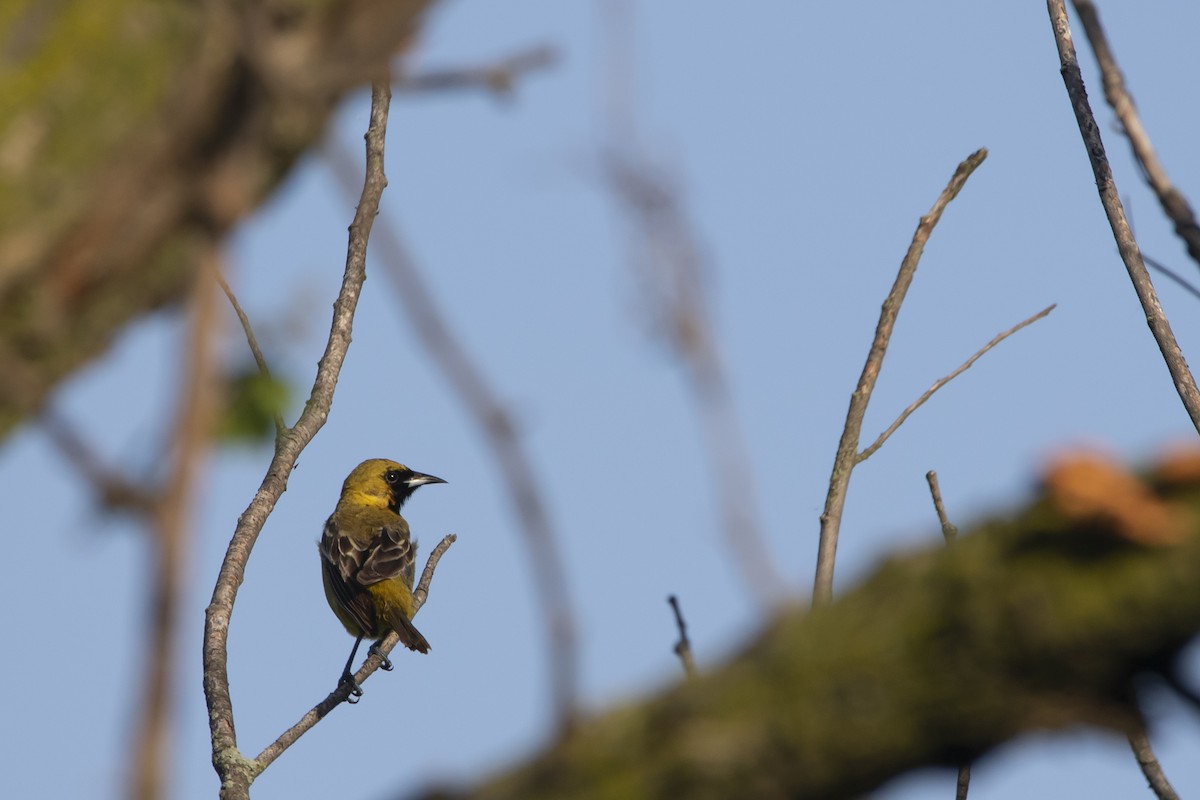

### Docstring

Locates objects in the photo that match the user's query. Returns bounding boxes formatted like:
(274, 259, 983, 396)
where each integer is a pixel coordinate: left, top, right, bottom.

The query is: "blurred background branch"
(1071, 0, 1200, 270)
(0, 0, 438, 438)
(598, 1, 785, 607)
(394, 44, 558, 99)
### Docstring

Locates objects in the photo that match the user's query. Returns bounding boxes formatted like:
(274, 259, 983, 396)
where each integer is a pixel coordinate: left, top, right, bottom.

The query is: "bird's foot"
(339, 671, 364, 704)
(368, 643, 394, 672)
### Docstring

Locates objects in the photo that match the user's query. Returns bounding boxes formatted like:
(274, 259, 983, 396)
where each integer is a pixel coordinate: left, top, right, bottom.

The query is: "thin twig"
(1045, 1, 1200, 434)
(1127, 727, 1180, 800)
(859, 304, 1056, 462)
(666, 595, 698, 679)
(955, 764, 972, 800)
(1143, 252, 1200, 303)
(254, 534, 457, 770)
(925, 471, 958, 544)
(395, 45, 557, 99)
(203, 81, 392, 800)
(812, 148, 987, 607)
(323, 141, 581, 734)
(131, 255, 221, 800)
(1071, 0, 1200, 269)
(212, 266, 286, 436)
(413, 533, 458, 612)
(925, 470, 970, 799)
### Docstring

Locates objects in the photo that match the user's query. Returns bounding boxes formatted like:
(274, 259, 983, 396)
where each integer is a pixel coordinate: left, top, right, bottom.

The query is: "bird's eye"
(384, 470, 401, 485)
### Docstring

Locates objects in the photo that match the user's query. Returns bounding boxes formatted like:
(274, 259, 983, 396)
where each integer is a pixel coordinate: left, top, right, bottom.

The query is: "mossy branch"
(414, 452, 1200, 800)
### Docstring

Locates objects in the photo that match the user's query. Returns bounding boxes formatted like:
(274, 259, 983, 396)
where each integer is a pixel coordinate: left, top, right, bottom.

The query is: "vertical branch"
(812, 148, 987, 607)
(322, 143, 580, 733)
(1048, 29, 1191, 796)
(1047, 9, 1192, 795)
(925, 471, 958, 544)
(1045, 1, 1200, 433)
(666, 595, 697, 679)
(857, 305, 1055, 464)
(1071, 0, 1200, 269)
(130, 254, 222, 800)
(203, 81, 392, 800)
(925, 470, 970, 800)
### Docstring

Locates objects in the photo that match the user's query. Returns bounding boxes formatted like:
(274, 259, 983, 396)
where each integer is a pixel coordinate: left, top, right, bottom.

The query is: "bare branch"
(955, 765, 972, 800)
(323, 140, 581, 734)
(925, 471, 958, 545)
(812, 148, 987, 607)
(925, 469, 970, 799)
(858, 304, 1056, 463)
(1045, 1, 1200, 433)
(667, 595, 698, 679)
(395, 45, 557, 99)
(1127, 727, 1180, 800)
(1050, 13, 1200, 764)
(203, 81, 392, 800)
(253, 533, 456, 771)
(414, 533, 459, 612)
(1071, 0, 1200, 269)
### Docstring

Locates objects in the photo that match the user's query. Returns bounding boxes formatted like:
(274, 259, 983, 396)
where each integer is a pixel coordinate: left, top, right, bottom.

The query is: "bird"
(320, 458, 446, 700)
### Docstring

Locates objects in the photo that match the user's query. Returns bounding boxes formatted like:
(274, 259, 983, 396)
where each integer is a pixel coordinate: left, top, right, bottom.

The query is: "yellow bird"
(320, 458, 446, 699)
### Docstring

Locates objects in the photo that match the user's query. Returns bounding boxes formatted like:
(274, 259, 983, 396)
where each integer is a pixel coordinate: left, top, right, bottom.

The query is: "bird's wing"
(320, 517, 376, 634)
(357, 520, 416, 587)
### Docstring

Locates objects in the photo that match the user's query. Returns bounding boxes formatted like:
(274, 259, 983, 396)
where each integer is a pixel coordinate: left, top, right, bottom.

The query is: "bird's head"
(340, 458, 446, 513)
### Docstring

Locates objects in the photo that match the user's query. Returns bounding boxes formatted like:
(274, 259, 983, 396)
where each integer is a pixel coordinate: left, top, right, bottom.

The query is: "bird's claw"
(339, 672, 364, 704)
(369, 643, 394, 672)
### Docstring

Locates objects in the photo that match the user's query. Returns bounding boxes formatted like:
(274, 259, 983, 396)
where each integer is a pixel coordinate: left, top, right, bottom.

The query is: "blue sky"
(5, 2, 1200, 799)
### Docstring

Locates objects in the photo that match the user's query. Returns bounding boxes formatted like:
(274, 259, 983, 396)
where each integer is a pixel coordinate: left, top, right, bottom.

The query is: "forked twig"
(254, 534, 457, 770)
(203, 81, 394, 800)
(812, 148, 987, 606)
(859, 304, 1056, 463)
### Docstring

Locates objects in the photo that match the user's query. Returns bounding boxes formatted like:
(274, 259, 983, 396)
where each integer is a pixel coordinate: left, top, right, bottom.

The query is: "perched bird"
(320, 458, 446, 699)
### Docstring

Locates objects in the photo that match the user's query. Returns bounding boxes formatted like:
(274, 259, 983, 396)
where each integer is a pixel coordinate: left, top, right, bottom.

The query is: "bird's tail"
(390, 609, 431, 654)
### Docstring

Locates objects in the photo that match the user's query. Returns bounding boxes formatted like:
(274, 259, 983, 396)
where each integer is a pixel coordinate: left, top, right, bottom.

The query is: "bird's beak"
(406, 471, 447, 488)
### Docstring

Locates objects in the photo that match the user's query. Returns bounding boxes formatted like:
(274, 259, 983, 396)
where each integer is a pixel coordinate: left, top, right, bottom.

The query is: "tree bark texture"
(0, 0, 435, 436)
